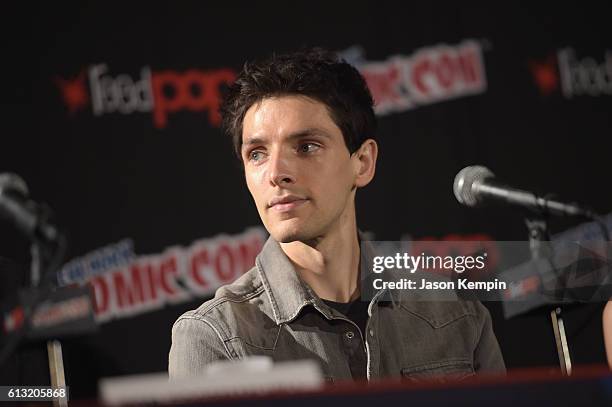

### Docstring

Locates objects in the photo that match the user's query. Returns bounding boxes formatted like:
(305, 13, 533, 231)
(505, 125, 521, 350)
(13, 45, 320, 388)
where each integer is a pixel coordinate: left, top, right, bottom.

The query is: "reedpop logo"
(54, 64, 236, 128)
(529, 47, 612, 98)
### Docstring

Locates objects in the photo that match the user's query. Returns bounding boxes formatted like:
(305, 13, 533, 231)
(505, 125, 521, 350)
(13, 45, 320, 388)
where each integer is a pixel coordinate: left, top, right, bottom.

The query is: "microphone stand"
(525, 217, 572, 376)
(30, 240, 68, 407)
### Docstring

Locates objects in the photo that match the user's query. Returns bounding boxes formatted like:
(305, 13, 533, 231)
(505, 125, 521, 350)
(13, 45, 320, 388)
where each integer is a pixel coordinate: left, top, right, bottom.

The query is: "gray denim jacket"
(169, 236, 506, 381)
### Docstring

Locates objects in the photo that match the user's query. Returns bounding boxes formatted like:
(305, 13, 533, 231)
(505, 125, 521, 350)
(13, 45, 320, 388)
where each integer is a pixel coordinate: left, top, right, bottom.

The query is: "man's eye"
(249, 150, 265, 161)
(298, 143, 320, 154)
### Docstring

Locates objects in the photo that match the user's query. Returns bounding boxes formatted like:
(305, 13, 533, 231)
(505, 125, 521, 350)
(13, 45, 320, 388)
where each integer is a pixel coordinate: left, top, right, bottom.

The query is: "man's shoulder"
(193, 266, 265, 314)
(173, 266, 272, 335)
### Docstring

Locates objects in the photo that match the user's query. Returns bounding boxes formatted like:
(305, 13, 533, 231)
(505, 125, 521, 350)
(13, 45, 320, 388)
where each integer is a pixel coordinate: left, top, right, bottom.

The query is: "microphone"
(0, 173, 60, 244)
(453, 165, 596, 218)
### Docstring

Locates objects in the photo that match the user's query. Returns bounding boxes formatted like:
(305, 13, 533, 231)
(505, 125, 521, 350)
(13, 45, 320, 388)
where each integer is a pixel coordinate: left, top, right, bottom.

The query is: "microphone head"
(453, 165, 495, 207)
(0, 172, 29, 197)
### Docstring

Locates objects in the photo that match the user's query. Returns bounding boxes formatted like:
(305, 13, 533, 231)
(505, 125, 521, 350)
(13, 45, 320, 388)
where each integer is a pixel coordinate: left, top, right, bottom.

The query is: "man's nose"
(268, 149, 296, 186)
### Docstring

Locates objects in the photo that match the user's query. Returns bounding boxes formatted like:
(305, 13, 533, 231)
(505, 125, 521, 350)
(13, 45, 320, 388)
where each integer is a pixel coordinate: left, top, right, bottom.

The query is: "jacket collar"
(255, 236, 327, 325)
(255, 233, 397, 325)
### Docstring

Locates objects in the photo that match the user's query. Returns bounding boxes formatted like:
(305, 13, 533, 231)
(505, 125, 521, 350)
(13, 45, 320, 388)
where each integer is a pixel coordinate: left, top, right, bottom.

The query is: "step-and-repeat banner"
(2, 2, 611, 397)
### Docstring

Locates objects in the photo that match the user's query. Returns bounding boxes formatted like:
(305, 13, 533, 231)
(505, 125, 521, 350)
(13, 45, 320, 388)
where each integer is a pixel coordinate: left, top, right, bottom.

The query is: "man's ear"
(352, 139, 378, 188)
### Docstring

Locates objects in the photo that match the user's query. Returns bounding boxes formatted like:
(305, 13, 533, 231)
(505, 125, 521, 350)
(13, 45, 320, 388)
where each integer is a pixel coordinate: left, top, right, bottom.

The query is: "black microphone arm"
(0, 172, 60, 244)
(453, 165, 597, 219)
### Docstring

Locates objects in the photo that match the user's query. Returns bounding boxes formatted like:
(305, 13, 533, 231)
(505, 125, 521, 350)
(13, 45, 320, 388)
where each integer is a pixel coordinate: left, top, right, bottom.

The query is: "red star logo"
(528, 56, 559, 96)
(55, 71, 89, 114)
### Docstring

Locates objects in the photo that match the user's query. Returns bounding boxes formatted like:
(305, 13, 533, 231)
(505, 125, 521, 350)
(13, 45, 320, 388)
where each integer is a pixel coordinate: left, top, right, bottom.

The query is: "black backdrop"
(2, 1, 611, 398)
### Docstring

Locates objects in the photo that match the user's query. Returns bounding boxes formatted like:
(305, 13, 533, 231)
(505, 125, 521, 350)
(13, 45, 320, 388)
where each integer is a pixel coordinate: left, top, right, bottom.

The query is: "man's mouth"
(268, 195, 309, 212)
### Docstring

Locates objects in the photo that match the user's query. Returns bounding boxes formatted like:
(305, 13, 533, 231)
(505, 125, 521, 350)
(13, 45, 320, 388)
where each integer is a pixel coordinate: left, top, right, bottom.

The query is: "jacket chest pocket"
(401, 359, 474, 383)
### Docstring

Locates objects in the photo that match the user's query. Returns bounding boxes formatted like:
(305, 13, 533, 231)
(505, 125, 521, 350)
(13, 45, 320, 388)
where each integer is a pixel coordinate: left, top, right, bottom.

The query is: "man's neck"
(279, 217, 361, 303)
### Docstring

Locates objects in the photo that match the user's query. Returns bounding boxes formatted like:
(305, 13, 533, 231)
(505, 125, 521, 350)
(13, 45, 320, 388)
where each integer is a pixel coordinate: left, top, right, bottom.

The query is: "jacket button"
(345, 331, 355, 339)
(369, 329, 374, 337)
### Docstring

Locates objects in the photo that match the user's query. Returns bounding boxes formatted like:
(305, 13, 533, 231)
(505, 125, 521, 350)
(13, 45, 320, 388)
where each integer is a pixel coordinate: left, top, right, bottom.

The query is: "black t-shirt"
(322, 298, 370, 340)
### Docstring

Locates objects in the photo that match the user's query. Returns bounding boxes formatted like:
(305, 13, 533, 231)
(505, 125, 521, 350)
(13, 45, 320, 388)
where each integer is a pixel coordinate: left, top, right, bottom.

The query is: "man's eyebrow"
(242, 136, 265, 147)
(289, 128, 332, 140)
(242, 128, 331, 148)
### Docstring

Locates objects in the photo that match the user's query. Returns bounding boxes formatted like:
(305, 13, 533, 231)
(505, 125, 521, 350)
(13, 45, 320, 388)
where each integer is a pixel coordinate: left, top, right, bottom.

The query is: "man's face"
(241, 95, 359, 243)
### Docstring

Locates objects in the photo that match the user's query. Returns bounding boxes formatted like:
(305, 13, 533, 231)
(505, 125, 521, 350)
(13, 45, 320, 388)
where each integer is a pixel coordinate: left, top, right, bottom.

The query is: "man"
(604, 301, 612, 368)
(169, 48, 505, 381)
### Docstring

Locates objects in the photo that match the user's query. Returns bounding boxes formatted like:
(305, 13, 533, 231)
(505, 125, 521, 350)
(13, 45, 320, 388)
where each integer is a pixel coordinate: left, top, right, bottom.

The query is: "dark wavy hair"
(220, 48, 377, 160)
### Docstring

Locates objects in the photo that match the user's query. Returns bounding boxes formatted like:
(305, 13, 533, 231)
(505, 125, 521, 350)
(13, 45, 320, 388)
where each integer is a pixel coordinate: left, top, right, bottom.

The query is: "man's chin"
(271, 230, 306, 244)
(268, 222, 313, 244)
